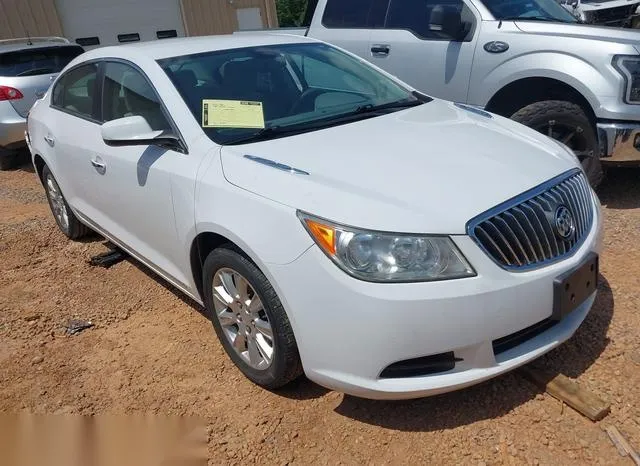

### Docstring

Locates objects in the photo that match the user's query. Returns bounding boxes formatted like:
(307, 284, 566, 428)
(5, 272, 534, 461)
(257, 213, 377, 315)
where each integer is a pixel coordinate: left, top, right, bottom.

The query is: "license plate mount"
(552, 253, 599, 322)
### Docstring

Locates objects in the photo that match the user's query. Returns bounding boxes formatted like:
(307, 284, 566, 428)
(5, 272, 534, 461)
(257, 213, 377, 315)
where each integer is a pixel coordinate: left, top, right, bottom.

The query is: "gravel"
(1, 163, 639, 465)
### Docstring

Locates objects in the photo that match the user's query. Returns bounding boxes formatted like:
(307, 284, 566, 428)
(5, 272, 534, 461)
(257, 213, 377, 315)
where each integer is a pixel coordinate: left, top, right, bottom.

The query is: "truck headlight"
(614, 55, 640, 104)
(298, 212, 476, 283)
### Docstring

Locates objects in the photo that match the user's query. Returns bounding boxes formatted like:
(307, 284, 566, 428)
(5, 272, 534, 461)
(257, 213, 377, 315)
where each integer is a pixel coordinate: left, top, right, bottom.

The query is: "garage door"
(55, 0, 185, 48)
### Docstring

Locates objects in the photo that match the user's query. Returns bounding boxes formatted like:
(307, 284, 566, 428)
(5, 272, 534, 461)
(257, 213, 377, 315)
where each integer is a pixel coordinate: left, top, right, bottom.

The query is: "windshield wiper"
(352, 98, 424, 115)
(500, 15, 570, 23)
(224, 126, 288, 145)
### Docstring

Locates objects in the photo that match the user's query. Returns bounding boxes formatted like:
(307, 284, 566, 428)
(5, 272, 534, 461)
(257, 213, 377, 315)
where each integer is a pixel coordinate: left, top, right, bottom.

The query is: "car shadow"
(598, 166, 640, 210)
(332, 275, 613, 432)
(137, 146, 168, 187)
(7, 150, 33, 173)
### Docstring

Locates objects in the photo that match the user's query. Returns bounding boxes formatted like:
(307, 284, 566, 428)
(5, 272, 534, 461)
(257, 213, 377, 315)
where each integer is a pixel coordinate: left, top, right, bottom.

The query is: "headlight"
(298, 212, 476, 283)
(614, 55, 640, 104)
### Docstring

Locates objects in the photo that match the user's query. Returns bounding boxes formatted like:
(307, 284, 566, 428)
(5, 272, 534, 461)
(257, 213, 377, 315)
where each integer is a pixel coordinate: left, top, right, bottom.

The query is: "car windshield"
(480, 0, 578, 22)
(158, 42, 427, 145)
(0, 45, 84, 77)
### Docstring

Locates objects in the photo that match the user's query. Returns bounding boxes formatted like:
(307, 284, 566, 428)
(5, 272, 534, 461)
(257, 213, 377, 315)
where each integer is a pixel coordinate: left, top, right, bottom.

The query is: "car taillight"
(0, 86, 24, 101)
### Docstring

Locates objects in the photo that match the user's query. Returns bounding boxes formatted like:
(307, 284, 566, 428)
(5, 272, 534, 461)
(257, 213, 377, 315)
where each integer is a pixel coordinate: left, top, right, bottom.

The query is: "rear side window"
(52, 63, 99, 120)
(322, 0, 389, 28)
(0, 46, 84, 77)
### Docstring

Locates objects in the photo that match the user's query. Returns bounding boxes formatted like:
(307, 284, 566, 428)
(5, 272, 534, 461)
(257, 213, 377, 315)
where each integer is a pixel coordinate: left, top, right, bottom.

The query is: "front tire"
(202, 246, 303, 389)
(510, 100, 604, 188)
(42, 165, 90, 240)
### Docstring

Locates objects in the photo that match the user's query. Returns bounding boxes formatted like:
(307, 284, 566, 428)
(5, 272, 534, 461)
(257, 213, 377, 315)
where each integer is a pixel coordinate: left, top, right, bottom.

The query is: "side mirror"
(428, 6, 471, 42)
(101, 115, 182, 151)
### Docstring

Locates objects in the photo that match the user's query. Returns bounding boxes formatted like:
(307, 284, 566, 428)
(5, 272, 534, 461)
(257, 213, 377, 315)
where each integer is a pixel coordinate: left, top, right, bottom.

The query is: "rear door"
(310, 0, 388, 58)
(0, 45, 84, 117)
(47, 62, 103, 218)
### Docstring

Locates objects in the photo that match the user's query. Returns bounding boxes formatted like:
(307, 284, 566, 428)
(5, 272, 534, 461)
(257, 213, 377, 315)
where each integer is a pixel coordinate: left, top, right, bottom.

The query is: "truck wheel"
(202, 246, 303, 390)
(511, 101, 603, 188)
(42, 165, 91, 240)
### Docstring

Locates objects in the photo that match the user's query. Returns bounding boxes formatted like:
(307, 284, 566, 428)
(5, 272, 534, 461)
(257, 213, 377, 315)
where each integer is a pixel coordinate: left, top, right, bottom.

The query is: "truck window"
(322, 0, 389, 28)
(385, 0, 472, 40)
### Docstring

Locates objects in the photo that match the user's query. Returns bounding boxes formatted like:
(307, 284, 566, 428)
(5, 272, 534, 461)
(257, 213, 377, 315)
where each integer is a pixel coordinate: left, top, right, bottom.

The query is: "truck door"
(366, 0, 480, 103)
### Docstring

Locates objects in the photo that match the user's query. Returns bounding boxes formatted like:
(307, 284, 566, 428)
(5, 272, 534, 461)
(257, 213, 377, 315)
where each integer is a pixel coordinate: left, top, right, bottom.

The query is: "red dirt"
(1, 163, 639, 465)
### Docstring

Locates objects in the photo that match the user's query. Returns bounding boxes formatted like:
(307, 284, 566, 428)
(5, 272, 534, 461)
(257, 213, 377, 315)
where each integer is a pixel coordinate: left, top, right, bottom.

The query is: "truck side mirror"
(428, 6, 471, 42)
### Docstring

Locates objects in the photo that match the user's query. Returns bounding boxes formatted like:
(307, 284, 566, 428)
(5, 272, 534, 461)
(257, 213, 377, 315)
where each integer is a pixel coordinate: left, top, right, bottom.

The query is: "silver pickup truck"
(240, 0, 640, 186)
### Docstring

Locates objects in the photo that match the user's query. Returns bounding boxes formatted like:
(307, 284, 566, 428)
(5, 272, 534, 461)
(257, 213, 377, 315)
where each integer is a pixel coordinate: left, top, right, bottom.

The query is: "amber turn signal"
(303, 218, 336, 256)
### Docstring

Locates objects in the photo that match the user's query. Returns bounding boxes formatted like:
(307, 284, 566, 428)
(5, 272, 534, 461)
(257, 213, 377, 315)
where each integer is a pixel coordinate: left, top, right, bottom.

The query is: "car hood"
(515, 21, 640, 47)
(220, 100, 579, 234)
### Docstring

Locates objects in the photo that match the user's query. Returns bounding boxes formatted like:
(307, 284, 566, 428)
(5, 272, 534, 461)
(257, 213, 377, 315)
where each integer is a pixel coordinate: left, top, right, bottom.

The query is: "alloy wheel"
(45, 173, 69, 232)
(212, 268, 274, 370)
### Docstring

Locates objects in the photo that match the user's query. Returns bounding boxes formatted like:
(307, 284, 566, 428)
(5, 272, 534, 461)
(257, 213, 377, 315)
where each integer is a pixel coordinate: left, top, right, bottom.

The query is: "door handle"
(44, 135, 55, 147)
(371, 44, 390, 57)
(90, 157, 106, 174)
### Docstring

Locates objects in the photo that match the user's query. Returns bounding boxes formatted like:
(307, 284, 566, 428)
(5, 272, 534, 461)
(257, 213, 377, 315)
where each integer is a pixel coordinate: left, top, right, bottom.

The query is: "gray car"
(0, 37, 84, 170)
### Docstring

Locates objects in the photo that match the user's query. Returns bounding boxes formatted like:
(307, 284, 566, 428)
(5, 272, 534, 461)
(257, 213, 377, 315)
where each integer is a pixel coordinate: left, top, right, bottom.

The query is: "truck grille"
(468, 170, 594, 271)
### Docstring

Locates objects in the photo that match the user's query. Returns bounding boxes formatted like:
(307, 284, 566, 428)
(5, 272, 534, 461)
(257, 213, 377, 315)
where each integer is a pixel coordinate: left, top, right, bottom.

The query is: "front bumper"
(267, 195, 603, 400)
(0, 101, 27, 151)
(598, 121, 640, 163)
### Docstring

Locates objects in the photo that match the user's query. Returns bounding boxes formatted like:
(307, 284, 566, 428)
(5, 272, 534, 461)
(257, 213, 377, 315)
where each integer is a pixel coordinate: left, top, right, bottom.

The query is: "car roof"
(0, 37, 79, 54)
(81, 33, 319, 61)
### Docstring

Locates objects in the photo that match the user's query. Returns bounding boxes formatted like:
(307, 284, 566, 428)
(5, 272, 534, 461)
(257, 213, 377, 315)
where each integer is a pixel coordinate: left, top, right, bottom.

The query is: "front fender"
(193, 155, 314, 268)
(470, 52, 619, 111)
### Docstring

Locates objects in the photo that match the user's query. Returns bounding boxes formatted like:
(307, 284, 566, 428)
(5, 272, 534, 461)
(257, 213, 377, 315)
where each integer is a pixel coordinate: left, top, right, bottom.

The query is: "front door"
(88, 61, 192, 285)
(366, 0, 480, 103)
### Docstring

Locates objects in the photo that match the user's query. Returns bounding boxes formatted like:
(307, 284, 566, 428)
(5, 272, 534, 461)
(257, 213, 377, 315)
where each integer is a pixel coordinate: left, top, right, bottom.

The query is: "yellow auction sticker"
(202, 99, 265, 129)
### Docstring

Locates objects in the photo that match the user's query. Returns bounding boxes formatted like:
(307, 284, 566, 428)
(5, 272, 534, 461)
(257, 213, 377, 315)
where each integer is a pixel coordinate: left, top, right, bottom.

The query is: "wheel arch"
(32, 153, 47, 182)
(188, 225, 305, 334)
(485, 77, 597, 129)
(189, 227, 274, 304)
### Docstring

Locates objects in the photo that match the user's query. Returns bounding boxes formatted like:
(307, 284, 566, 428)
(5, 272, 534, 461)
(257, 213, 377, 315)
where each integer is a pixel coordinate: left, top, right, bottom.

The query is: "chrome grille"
(468, 170, 594, 271)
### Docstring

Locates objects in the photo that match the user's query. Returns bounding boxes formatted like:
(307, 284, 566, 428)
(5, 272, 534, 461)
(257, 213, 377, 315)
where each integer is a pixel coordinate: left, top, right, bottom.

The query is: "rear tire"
(510, 100, 604, 188)
(42, 165, 91, 240)
(202, 246, 303, 390)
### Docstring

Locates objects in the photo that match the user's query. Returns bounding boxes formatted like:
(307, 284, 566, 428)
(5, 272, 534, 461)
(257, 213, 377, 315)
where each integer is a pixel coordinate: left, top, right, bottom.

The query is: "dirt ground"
(1, 160, 639, 465)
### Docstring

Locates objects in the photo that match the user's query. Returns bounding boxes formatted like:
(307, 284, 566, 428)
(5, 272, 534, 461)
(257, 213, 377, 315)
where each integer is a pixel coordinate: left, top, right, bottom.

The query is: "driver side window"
(385, 0, 473, 40)
(102, 62, 171, 132)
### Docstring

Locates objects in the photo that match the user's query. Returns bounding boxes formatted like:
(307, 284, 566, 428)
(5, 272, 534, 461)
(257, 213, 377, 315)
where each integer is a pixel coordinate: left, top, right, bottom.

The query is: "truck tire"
(510, 101, 603, 188)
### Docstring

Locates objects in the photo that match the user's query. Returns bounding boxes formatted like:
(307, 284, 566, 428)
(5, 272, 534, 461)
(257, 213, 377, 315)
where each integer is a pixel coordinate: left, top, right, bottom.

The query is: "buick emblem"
(554, 206, 576, 240)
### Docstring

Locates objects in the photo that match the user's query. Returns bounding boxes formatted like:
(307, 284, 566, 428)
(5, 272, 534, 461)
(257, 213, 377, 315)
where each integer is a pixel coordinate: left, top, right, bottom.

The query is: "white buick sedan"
(26, 34, 603, 400)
